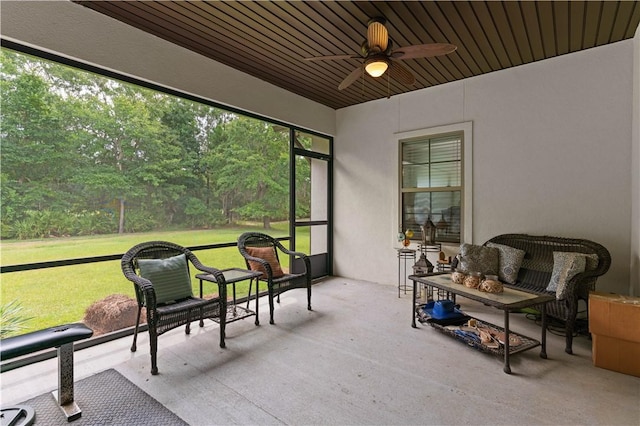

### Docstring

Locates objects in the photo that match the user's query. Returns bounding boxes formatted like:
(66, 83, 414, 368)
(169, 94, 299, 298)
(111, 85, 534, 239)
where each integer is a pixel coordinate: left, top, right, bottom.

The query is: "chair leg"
(565, 331, 574, 355)
(131, 306, 142, 352)
(149, 327, 159, 375)
(565, 297, 578, 354)
(219, 309, 226, 349)
(565, 318, 575, 354)
(269, 288, 275, 325)
(185, 308, 192, 335)
(307, 282, 312, 311)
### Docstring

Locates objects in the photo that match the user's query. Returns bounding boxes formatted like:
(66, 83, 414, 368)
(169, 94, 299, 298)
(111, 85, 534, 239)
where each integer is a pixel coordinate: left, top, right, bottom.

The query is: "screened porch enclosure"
(0, 45, 333, 353)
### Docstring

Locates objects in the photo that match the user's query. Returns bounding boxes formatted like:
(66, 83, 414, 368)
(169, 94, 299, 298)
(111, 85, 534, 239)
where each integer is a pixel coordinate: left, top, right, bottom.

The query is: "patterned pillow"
(546, 252, 587, 300)
(486, 242, 525, 284)
(138, 254, 193, 304)
(457, 243, 500, 276)
(583, 253, 599, 271)
(246, 246, 285, 279)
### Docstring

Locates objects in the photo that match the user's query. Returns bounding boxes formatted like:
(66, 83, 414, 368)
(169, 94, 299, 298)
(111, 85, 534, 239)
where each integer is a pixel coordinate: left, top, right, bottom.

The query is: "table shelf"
(410, 273, 554, 374)
(212, 305, 256, 324)
(417, 311, 540, 357)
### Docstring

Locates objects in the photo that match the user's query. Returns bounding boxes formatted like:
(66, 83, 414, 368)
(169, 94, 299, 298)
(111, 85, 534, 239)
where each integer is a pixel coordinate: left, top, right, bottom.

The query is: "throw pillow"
(486, 242, 525, 284)
(137, 253, 193, 304)
(457, 243, 500, 276)
(583, 253, 599, 272)
(246, 246, 285, 279)
(546, 252, 587, 300)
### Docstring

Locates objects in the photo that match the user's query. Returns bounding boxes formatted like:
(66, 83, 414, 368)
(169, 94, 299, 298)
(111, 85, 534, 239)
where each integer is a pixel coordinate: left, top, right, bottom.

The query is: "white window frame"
(394, 122, 473, 246)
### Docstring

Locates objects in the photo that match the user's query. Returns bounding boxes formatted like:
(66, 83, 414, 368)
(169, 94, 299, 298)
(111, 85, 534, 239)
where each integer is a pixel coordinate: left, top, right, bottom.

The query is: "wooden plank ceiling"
(74, 1, 640, 110)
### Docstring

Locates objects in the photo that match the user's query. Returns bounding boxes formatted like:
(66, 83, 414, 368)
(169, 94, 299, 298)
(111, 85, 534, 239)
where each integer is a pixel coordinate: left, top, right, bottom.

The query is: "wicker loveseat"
(482, 234, 611, 354)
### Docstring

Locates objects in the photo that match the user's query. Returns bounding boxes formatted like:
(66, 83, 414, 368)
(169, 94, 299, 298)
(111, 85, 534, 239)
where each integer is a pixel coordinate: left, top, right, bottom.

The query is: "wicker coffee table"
(409, 273, 554, 374)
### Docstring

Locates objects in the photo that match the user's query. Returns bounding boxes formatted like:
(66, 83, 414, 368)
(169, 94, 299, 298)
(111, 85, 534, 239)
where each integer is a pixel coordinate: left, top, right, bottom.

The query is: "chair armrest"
(240, 253, 277, 278)
(188, 259, 228, 301)
(121, 268, 159, 308)
(273, 241, 310, 275)
(185, 251, 227, 287)
(561, 269, 601, 301)
(273, 240, 310, 262)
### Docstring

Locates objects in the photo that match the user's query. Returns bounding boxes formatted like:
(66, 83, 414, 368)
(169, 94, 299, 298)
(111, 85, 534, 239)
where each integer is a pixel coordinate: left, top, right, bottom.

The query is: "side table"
(396, 248, 416, 297)
(196, 268, 263, 343)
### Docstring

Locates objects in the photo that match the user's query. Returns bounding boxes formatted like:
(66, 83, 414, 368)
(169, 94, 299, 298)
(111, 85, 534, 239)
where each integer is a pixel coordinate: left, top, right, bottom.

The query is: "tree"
(1, 48, 302, 237)
(1, 50, 77, 234)
(215, 117, 290, 229)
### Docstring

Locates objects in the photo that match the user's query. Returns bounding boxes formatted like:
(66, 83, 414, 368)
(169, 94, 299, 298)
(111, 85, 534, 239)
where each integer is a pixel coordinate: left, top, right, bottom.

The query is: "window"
(398, 122, 472, 245)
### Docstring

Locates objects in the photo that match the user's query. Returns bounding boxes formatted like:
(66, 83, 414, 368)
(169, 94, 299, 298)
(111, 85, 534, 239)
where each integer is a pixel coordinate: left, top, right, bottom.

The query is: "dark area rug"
(13, 369, 187, 425)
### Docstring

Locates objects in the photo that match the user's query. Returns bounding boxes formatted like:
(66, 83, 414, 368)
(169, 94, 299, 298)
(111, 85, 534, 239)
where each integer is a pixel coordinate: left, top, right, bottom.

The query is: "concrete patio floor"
(1, 277, 639, 425)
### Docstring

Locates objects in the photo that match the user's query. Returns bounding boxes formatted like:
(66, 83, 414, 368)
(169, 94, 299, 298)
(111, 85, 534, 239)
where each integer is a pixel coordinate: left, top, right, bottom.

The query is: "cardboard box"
(589, 292, 640, 377)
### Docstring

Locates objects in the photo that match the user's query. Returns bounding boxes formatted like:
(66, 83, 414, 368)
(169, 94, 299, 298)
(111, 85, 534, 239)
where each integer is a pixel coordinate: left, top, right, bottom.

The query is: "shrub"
(83, 294, 143, 336)
(0, 300, 33, 338)
(124, 209, 157, 233)
(184, 197, 226, 228)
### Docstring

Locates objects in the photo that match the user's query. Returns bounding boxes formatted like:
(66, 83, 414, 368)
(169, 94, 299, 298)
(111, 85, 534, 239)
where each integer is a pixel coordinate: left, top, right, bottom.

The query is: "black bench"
(1, 323, 93, 423)
(483, 234, 611, 354)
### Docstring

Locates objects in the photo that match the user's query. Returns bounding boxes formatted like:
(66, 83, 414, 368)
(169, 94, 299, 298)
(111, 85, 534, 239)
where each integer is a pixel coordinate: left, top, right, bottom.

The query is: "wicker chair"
(484, 234, 611, 354)
(237, 232, 311, 324)
(121, 241, 227, 375)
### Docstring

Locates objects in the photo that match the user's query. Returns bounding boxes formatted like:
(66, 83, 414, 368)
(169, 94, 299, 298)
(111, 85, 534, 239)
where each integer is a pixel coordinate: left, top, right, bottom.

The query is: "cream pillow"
(546, 252, 587, 300)
(486, 242, 525, 284)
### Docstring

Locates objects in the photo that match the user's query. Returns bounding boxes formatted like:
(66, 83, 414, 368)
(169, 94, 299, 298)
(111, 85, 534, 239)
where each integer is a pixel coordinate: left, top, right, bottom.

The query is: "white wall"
(0, 0, 335, 135)
(632, 25, 640, 297)
(335, 40, 636, 296)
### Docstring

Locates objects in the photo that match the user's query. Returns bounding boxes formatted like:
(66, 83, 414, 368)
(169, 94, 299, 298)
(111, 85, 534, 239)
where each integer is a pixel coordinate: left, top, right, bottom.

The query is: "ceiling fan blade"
(338, 66, 364, 90)
(390, 43, 457, 60)
(304, 54, 359, 61)
(389, 61, 416, 86)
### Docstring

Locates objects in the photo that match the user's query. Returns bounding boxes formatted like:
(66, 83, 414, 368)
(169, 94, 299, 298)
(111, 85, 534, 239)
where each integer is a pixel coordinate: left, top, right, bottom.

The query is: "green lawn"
(1, 224, 309, 335)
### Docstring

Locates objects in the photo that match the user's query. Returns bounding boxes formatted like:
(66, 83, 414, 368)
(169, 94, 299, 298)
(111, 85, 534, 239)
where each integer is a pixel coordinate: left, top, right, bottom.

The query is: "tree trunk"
(118, 198, 125, 234)
(263, 216, 271, 229)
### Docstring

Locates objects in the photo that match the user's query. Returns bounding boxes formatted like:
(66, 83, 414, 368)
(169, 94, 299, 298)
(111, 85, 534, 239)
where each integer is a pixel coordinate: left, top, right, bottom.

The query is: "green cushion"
(138, 254, 193, 304)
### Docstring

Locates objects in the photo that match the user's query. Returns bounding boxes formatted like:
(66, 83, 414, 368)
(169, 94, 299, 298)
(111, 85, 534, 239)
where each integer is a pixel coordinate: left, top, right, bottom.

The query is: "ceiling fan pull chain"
(387, 72, 390, 99)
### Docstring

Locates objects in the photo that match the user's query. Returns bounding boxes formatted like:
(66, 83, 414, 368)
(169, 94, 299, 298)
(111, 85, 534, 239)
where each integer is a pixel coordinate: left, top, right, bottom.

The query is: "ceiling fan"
(305, 17, 457, 91)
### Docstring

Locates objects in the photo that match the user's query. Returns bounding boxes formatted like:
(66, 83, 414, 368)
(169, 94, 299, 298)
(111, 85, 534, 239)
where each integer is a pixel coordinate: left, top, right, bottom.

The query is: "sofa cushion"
(138, 254, 193, 304)
(486, 242, 525, 284)
(246, 246, 284, 278)
(546, 252, 587, 300)
(458, 243, 499, 276)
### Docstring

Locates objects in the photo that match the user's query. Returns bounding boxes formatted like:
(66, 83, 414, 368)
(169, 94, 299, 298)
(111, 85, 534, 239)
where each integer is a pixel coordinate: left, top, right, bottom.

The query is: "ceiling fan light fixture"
(365, 57, 389, 78)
